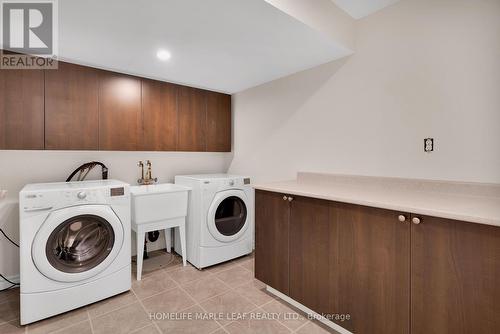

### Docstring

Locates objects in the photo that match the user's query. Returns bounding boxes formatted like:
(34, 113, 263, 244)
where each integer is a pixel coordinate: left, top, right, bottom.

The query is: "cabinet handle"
(398, 215, 407, 222)
(288, 196, 294, 202)
(283, 195, 288, 201)
(412, 217, 421, 225)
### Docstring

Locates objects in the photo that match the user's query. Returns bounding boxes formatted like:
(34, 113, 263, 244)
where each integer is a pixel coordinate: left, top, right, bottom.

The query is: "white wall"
(0, 151, 232, 197)
(229, 0, 500, 184)
(0, 150, 232, 284)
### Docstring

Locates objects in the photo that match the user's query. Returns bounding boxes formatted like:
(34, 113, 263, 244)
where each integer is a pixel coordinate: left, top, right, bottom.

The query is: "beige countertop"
(253, 172, 500, 227)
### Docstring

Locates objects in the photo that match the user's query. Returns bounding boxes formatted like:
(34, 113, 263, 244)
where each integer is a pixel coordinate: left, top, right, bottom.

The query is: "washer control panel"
(217, 178, 251, 189)
(22, 193, 53, 212)
(226, 178, 250, 187)
(62, 189, 103, 204)
(22, 188, 110, 212)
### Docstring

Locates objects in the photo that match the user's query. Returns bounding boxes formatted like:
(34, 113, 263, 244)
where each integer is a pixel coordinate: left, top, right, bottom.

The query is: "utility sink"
(130, 183, 191, 279)
(130, 183, 191, 225)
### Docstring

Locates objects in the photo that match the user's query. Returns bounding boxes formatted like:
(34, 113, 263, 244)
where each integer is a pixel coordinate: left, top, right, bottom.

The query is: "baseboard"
(266, 286, 353, 334)
(0, 274, 19, 290)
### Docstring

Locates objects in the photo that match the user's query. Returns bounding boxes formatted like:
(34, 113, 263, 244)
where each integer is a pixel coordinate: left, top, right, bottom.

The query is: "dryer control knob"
(229, 180, 235, 186)
(77, 191, 87, 200)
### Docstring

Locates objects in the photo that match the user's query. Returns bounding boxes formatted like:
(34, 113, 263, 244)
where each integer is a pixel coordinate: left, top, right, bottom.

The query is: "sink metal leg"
(179, 222, 187, 267)
(136, 229, 145, 280)
(165, 228, 172, 253)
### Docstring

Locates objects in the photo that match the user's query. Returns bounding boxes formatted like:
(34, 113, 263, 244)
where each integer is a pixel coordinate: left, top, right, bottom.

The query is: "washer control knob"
(229, 180, 235, 186)
(77, 191, 87, 200)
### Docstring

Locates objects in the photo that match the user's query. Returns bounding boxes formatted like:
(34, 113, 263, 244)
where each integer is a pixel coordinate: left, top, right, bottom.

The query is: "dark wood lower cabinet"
(255, 190, 500, 334)
(255, 190, 290, 294)
(332, 203, 410, 334)
(289, 196, 332, 315)
(256, 191, 410, 333)
(411, 215, 500, 334)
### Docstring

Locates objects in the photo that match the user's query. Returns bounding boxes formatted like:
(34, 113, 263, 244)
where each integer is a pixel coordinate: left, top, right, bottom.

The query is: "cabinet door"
(206, 91, 231, 152)
(141, 79, 178, 151)
(98, 71, 142, 150)
(333, 203, 410, 334)
(45, 62, 99, 150)
(411, 216, 500, 334)
(255, 190, 290, 294)
(0, 69, 44, 149)
(289, 196, 332, 315)
(178, 86, 207, 151)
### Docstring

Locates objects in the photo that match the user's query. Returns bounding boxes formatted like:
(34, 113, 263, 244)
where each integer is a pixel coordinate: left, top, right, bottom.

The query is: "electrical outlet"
(424, 138, 434, 152)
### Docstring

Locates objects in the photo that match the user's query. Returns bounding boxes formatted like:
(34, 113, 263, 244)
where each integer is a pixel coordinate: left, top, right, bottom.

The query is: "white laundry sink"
(130, 183, 190, 225)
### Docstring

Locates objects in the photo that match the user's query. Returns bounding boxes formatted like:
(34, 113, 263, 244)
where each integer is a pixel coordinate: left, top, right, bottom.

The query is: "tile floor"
(0, 251, 338, 334)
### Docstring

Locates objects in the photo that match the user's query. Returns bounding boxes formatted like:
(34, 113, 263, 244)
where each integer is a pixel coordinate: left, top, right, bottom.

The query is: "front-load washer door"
(207, 190, 249, 243)
(32, 205, 124, 283)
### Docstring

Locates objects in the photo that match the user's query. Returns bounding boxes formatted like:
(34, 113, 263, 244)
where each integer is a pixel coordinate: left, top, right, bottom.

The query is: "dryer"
(174, 174, 253, 269)
(19, 180, 131, 324)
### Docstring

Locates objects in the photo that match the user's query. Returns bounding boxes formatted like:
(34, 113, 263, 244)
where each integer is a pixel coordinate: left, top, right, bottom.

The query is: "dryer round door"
(32, 205, 124, 283)
(207, 190, 249, 243)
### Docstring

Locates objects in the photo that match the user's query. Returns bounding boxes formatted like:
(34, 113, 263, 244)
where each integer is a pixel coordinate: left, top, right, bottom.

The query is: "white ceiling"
(331, 0, 401, 19)
(56, 0, 351, 93)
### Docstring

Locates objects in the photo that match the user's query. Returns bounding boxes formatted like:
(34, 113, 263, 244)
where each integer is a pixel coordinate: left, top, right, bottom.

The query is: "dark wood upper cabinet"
(255, 190, 290, 294)
(0, 68, 44, 149)
(289, 196, 332, 315)
(333, 203, 410, 334)
(98, 71, 142, 151)
(206, 91, 231, 152)
(1, 59, 230, 152)
(411, 215, 500, 334)
(44, 62, 99, 150)
(178, 86, 207, 151)
(141, 79, 178, 151)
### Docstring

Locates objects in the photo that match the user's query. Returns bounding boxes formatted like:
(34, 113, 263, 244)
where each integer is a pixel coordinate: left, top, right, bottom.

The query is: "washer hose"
(66, 162, 109, 182)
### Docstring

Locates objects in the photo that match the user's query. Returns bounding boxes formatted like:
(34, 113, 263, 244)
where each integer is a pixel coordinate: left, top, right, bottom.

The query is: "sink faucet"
(137, 160, 158, 185)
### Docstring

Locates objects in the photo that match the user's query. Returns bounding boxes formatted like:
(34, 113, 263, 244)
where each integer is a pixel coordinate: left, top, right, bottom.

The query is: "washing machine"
(19, 180, 131, 325)
(174, 174, 253, 269)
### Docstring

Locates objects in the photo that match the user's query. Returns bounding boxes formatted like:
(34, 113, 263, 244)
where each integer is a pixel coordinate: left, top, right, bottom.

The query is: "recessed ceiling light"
(156, 49, 171, 61)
